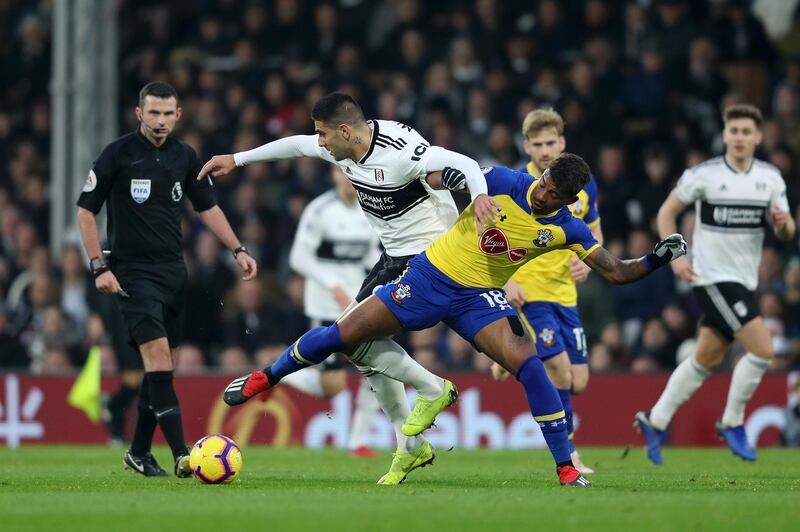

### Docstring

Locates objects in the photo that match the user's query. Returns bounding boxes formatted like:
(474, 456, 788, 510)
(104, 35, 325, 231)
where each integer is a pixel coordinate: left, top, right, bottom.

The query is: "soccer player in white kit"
(636, 104, 796, 464)
(199, 92, 499, 484)
(283, 166, 382, 457)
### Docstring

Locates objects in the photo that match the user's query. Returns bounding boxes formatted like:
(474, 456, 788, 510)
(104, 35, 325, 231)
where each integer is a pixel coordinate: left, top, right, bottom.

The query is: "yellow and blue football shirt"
(425, 166, 600, 289)
(509, 162, 601, 306)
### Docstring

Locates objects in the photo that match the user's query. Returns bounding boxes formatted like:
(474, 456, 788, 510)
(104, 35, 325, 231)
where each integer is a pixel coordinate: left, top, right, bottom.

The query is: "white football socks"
(364, 372, 425, 452)
(650, 354, 711, 430)
(348, 378, 379, 450)
(353, 339, 444, 400)
(281, 366, 324, 397)
(721, 353, 770, 427)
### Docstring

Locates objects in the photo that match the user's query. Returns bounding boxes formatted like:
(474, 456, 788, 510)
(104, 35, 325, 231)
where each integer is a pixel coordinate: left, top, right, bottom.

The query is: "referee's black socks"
(129, 374, 157, 456)
(147, 371, 189, 459)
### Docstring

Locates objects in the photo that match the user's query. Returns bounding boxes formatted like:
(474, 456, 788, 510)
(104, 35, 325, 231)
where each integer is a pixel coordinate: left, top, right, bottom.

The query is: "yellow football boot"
(376, 441, 435, 485)
(401, 380, 458, 436)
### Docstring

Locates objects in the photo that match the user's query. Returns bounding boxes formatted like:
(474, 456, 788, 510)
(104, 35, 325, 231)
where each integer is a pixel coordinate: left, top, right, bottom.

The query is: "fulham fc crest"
(374, 169, 385, 183)
(130, 179, 151, 204)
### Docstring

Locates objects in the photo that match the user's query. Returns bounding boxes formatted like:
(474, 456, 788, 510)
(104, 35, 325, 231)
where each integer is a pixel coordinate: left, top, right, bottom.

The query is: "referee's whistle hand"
(95, 271, 124, 295)
(197, 154, 236, 180)
(237, 252, 258, 281)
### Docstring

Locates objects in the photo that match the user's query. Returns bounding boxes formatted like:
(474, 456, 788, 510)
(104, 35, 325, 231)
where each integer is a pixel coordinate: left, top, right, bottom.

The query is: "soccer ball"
(189, 434, 243, 484)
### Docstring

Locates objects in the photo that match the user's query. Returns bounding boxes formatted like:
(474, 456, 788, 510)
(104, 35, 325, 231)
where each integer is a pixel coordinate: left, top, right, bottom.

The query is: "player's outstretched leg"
(516, 356, 590, 486)
(223, 324, 347, 406)
(634, 411, 668, 465)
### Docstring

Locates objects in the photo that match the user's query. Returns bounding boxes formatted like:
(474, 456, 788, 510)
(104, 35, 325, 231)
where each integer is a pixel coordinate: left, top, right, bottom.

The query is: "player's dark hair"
(139, 81, 178, 107)
(548, 153, 590, 197)
(724, 104, 762, 128)
(311, 92, 365, 126)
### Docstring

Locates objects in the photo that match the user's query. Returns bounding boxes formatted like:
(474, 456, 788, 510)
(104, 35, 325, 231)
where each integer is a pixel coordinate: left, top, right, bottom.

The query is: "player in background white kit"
(283, 166, 382, 457)
(199, 92, 500, 484)
(636, 104, 796, 464)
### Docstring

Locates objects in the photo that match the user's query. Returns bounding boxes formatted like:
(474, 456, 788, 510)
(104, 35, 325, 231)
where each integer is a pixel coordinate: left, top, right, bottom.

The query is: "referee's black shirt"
(76, 129, 217, 263)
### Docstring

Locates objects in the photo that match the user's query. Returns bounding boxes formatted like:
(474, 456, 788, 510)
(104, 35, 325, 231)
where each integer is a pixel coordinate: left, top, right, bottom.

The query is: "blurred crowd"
(2, 0, 800, 376)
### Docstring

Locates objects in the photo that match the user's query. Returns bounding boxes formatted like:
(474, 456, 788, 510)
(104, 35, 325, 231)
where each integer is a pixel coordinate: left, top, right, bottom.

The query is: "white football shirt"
(289, 190, 381, 321)
(310, 120, 458, 256)
(675, 156, 789, 290)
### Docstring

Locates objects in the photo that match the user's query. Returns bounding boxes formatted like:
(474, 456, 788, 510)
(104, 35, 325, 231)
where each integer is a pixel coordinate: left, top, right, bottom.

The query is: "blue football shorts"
(519, 301, 588, 364)
(374, 253, 518, 346)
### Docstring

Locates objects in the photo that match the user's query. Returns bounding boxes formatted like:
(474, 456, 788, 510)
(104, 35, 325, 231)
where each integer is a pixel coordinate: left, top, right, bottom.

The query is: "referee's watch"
(89, 256, 110, 278)
(232, 245, 248, 259)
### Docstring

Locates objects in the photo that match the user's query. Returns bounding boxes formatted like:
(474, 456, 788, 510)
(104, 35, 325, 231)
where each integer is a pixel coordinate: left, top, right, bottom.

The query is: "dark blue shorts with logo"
(374, 253, 517, 346)
(519, 302, 588, 365)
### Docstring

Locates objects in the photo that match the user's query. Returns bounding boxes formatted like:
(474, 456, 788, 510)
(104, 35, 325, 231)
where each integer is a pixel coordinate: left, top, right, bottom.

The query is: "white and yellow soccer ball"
(189, 434, 243, 484)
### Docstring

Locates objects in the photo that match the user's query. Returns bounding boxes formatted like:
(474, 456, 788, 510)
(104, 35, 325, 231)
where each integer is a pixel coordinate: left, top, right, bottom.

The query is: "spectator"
(4, 0, 800, 373)
(0, 303, 27, 368)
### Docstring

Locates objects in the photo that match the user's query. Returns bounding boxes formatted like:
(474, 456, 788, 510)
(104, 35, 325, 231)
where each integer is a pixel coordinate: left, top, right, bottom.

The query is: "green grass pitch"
(1, 446, 799, 531)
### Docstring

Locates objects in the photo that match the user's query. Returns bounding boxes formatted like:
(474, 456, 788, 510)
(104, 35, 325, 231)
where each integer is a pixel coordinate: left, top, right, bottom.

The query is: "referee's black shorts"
(693, 282, 759, 341)
(111, 260, 188, 350)
(109, 302, 143, 370)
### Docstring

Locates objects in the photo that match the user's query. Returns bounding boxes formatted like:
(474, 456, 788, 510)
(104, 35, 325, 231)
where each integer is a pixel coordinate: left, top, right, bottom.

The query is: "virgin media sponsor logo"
(479, 228, 527, 262)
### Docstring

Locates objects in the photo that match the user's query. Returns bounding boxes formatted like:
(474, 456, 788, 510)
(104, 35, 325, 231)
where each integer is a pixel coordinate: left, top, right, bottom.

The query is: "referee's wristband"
(89, 257, 110, 278)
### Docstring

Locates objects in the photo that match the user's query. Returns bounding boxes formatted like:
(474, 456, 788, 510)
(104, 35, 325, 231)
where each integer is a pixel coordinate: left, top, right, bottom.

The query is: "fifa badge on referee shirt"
(130, 179, 151, 204)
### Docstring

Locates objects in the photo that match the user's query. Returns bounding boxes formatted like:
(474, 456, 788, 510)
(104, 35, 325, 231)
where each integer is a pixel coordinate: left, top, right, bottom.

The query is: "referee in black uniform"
(77, 82, 257, 477)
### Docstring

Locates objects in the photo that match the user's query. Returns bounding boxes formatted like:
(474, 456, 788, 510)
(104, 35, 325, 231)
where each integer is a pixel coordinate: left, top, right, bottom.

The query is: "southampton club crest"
(533, 228, 554, 248)
(539, 327, 556, 347)
(390, 283, 411, 304)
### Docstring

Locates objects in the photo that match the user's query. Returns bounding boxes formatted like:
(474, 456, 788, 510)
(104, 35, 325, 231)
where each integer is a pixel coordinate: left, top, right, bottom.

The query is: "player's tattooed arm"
(583, 247, 651, 285)
(583, 233, 688, 285)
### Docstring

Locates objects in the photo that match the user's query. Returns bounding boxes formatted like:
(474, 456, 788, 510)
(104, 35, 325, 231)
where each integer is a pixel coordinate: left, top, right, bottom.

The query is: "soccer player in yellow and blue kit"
(223, 154, 687, 486)
(495, 110, 603, 474)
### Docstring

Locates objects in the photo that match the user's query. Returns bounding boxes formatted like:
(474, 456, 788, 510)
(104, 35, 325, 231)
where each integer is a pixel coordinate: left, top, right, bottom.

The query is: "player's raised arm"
(196, 135, 322, 180)
(582, 234, 687, 285)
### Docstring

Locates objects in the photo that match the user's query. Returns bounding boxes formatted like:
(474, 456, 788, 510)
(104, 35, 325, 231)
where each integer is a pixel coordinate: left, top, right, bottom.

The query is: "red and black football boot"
(557, 465, 592, 487)
(223, 370, 272, 406)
